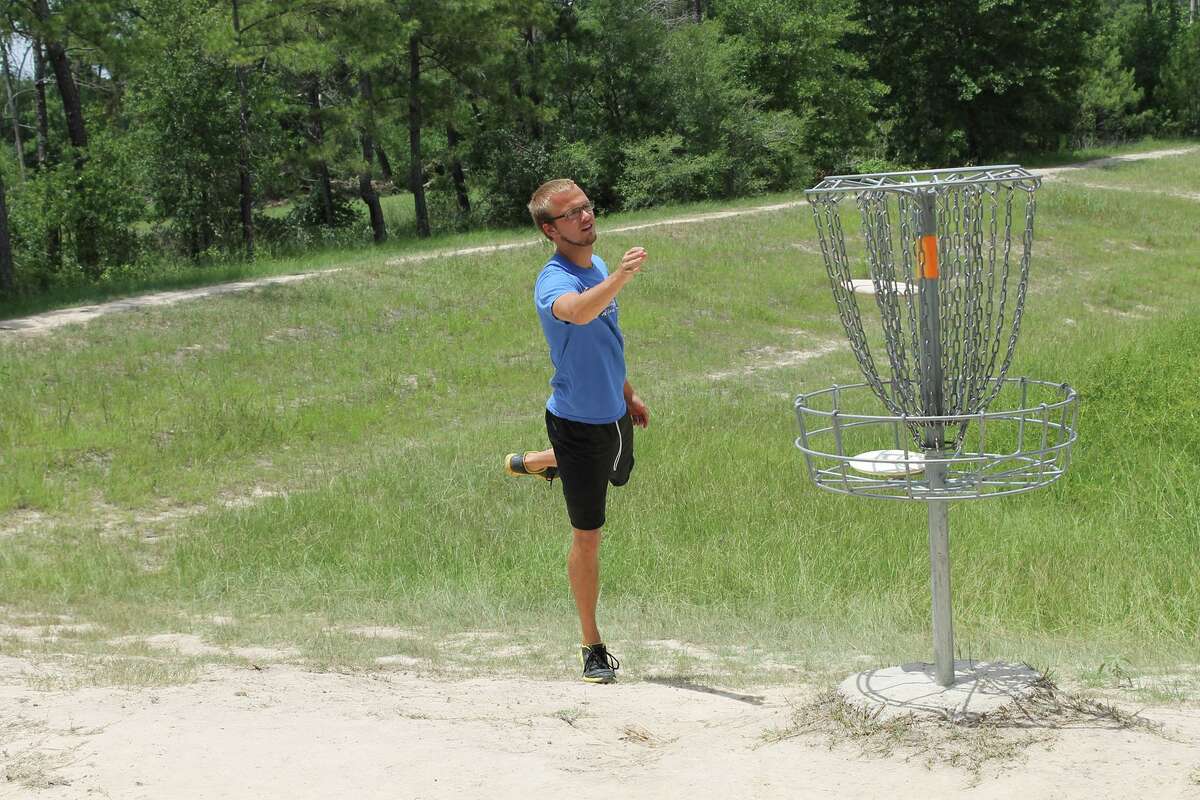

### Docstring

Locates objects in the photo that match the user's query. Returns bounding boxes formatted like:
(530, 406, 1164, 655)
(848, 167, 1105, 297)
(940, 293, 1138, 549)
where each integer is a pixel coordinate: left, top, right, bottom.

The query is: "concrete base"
(837, 660, 1042, 722)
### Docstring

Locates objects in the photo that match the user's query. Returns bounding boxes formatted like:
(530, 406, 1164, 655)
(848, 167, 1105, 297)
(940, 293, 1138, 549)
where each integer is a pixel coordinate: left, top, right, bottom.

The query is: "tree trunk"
(374, 143, 393, 182)
(307, 76, 335, 226)
(36, 2, 87, 153)
(33, 38, 50, 168)
(446, 125, 470, 214)
(359, 133, 386, 243)
(692, 0, 702, 22)
(32, 38, 60, 269)
(34, 0, 98, 273)
(1, 36, 26, 181)
(0, 170, 13, 295)
(232, 0, 255, 258)
(408, 33, 429, 238)
(357, 73, 386, 243)
(523, 27, 543, 141)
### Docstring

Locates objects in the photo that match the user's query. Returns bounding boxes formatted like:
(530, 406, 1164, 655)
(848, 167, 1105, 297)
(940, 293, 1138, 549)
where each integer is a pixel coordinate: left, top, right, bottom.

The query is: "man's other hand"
(628, 394, 650, 428)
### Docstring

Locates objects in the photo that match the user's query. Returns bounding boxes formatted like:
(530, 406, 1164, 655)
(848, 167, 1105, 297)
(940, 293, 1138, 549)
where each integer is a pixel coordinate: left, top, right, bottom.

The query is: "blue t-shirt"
(534, 253, 627, 424)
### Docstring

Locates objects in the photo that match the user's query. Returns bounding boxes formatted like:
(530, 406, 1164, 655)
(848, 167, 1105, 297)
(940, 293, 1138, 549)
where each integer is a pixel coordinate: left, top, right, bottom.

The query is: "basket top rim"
(806, 164, 1040, 196)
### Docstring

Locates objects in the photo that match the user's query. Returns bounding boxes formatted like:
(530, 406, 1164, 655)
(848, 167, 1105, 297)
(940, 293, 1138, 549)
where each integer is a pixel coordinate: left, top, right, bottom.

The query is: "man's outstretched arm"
(552, 247, 646, 325)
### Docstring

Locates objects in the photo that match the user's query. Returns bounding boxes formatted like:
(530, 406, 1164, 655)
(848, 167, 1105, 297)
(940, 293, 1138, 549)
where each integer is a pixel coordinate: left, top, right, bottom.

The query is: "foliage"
(472, 131, 603, 226)
(4, 133, 142, 294)
(1074, 19, 1150, 145)
(1158, 20, 1200, 136)
(0, 0, 1194, 295)
(711, 0, 882, 173)
(860, 0, 1099, 164)
(615, 134, 725, 209)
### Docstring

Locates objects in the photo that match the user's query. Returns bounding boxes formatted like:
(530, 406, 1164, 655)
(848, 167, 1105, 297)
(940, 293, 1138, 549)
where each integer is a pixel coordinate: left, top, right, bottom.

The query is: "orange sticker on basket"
(919, 235, 939, 280)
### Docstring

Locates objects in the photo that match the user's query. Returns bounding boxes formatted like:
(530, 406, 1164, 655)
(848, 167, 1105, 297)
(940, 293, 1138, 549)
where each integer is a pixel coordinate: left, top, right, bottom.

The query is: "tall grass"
(0, 151, 1197, 675)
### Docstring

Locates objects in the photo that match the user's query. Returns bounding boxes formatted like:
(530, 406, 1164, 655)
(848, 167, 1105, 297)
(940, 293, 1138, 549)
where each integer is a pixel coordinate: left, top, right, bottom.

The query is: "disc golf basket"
(795, 166, 1078, 689)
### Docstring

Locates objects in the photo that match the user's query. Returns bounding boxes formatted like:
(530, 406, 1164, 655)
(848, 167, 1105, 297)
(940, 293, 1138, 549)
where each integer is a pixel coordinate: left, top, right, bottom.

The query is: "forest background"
(0, 0, 1196, 301)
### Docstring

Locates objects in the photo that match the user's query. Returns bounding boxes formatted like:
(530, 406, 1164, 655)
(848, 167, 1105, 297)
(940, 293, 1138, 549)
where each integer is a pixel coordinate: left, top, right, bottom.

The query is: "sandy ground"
(1, 648, 1198, 799)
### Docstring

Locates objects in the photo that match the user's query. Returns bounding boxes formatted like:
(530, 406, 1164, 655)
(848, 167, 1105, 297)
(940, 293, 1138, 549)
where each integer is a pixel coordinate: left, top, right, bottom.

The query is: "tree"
(0, 168, 13, 294)
(1075, 19, 1148, 143)
(230, 0, 257, 256)
(1159, 16, 1200, 134)
(16, 0, 99, 271)
(127, 0, 248, 257)
(356, 72, 386, 242)
(860, 0, 1097, 164)
(711, 0, 882, 172)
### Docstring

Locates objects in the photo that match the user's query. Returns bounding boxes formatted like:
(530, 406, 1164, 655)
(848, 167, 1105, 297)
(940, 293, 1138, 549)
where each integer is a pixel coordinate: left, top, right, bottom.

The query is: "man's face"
(544, 188, 596, 247)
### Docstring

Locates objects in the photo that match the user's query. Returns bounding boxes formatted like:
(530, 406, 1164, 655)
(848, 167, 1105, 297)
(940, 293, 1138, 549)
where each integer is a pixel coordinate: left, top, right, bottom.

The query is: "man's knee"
(571, 528, 602, 553)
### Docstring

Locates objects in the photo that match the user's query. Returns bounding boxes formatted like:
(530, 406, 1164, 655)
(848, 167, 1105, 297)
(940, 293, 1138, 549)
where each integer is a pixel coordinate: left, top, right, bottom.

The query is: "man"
(504, 178, 650, 684)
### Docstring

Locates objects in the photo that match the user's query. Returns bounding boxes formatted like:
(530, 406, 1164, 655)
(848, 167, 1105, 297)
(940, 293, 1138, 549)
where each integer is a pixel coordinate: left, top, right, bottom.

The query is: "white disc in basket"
(849, 449, 925, 475)
(848, 279, 914, 296)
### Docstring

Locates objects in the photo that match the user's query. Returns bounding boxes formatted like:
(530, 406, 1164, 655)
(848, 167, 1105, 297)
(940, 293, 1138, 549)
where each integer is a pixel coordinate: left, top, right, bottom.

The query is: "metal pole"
(927, 459, 955, 686)
(917, 192, 956, 687)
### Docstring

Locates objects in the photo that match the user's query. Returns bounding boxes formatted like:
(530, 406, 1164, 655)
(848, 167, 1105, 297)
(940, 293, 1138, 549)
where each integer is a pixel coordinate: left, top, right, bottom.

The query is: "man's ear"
(541, 222, 556, 242)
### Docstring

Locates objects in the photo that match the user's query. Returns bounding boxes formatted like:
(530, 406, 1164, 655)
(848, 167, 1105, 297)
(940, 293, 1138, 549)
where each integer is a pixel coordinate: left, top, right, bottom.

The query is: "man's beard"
(558, 229, 596, 247)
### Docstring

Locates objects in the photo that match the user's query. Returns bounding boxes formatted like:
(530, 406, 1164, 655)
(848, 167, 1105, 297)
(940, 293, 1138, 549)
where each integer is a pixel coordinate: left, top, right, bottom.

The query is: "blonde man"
(505, 179, 650, 683)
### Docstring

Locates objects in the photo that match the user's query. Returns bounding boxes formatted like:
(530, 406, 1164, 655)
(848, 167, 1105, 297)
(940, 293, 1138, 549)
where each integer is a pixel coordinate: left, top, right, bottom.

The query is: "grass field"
(1, 147, 1198, 693)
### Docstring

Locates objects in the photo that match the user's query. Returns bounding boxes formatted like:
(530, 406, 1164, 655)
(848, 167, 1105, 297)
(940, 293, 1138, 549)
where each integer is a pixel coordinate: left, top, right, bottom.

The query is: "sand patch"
(103, 633, 299, 663)
(708, 339, 843, 380)
(374, 654, 424, 668)
(0, 622, 102, 643)
(0, 656, 1196, 799)
(1084, 301, 1156, 321)
(0, 509, 52, 539)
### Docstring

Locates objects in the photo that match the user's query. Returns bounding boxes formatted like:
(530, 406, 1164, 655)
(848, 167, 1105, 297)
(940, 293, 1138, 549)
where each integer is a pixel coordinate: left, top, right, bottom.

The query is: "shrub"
(615, 135, 725, 210)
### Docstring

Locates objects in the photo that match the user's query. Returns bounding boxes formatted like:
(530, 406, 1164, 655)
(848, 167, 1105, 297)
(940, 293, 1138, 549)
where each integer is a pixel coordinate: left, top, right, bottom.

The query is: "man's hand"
(628, 393, 650, 428)
(618, 246, 647, 278)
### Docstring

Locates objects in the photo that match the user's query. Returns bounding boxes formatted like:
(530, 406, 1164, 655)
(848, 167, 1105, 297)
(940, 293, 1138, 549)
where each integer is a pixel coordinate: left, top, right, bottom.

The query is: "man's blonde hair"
(528, 179, 579, 231)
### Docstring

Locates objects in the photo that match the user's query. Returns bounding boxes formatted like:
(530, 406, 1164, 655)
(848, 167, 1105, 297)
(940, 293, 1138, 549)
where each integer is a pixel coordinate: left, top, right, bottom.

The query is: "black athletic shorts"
(545, 409, 635, 531)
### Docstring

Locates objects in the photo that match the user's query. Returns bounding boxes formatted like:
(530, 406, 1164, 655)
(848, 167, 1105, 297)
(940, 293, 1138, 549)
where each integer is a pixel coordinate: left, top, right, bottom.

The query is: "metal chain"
(807, 173, 1038, 451)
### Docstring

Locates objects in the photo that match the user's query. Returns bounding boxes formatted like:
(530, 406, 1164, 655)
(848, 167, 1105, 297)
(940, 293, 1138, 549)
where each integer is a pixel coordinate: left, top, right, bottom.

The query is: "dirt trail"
(2, 147, 1194, 338)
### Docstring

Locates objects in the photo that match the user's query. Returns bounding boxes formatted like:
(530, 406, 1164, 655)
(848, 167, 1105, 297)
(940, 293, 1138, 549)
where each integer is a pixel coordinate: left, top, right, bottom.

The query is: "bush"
(4, 132, 144, 294)
(1158, 22, 1200, 136)
(722, 110, 813, 196)
(1073, 23, 1152, 145)
(615, 135, 725, 210)
(472, 133, 603, 226)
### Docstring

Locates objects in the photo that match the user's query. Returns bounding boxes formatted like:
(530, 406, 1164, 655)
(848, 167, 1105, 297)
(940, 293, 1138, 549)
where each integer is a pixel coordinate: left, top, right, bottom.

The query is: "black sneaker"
(580, 643, 620, 684)
(504, 452, 558, 482)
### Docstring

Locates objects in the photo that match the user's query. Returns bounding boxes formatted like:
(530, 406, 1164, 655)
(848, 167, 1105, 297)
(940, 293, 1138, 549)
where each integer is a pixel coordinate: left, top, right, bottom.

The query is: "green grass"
(0, 148, 1198, 688)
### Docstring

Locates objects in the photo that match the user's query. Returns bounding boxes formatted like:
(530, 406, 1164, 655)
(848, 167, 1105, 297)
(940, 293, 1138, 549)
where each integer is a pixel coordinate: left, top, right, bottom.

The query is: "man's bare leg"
(568, 528, 602, 645)
(522, 448, 557, 472)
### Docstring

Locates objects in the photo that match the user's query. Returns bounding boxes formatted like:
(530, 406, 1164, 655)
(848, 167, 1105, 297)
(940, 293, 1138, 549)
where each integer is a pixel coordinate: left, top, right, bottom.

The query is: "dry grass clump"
(765, 677, 1165, 785)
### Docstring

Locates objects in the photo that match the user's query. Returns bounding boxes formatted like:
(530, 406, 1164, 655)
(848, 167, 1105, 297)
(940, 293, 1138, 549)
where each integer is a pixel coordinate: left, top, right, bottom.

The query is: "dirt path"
(0, 200, 805, 338)
(1035, 145, 1199, 178)
(2, 146, 1194, 338)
